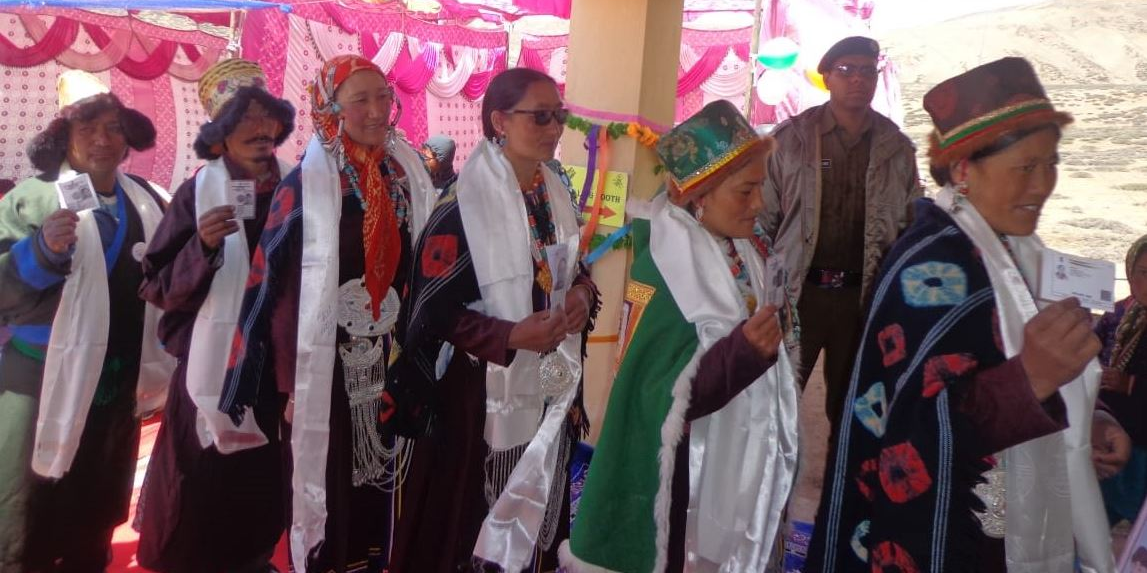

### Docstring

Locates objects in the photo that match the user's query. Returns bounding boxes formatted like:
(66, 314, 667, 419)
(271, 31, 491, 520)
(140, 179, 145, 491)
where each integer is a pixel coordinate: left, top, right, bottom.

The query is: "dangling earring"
(390, 95, 403, 128)
(696, 203, 706, 223)
(495, 132, 507, 148)
(385, 96, 404, 148)
(949, 180, 969, 214)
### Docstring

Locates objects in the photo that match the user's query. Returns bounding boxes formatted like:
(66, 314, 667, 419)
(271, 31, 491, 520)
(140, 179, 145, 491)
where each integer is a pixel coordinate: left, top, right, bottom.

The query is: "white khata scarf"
(34, 169, 176, 478)
(935, 186, 1113, 573)
(186, 157, 292, 454)
(289, 134, 434, 573)
(459, 139, 583, 572)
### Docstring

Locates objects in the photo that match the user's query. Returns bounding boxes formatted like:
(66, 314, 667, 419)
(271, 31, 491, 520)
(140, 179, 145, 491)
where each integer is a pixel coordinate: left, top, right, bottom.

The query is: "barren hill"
(881, 0, 1147, 86)
(873, 0, 1147, 279)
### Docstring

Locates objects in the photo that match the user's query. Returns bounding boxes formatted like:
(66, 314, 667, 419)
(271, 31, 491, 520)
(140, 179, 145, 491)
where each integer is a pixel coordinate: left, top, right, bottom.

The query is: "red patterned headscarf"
(310, 55, 399, 320)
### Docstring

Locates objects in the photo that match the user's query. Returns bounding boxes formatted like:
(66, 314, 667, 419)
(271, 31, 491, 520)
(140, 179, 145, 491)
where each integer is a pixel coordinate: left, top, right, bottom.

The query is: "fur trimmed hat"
(923, 57, 1072, 167)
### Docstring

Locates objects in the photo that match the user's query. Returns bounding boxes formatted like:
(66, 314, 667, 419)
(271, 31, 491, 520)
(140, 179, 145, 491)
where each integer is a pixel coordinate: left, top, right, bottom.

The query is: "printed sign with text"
(563, 166, 629, 228)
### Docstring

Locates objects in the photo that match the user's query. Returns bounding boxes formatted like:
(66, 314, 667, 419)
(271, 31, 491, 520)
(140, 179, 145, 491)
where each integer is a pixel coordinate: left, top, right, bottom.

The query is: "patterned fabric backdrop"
(0, 1, 901, 192)
(425, 93, 484, 164)
(0, 12, 215, 191)
(269, 12, 504, 164)
(0, 57, 94, 187)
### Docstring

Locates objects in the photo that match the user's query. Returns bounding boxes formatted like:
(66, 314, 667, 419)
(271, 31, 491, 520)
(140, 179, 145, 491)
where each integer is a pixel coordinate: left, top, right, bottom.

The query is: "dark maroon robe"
(231, 161, 414, 573)
(389, 309, 518, 573)
(390, 276, 595, 573)
(136, 158, 287, 573)
(387, 173, 600, 573)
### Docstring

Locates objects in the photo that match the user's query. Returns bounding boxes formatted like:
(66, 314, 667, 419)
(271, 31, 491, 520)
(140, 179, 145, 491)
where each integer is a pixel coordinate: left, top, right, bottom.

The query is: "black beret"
(817, 36, 880, 74)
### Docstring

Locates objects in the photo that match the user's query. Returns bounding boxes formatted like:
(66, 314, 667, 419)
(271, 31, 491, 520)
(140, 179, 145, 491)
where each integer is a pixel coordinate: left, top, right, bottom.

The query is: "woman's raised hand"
(743, 305, 782, 361)
(1021, 297, 1102, 401)
(508, 309, 567, 354)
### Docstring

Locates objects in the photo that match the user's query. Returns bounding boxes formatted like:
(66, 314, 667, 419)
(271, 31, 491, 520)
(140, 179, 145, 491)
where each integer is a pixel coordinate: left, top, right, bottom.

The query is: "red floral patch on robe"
(246, 246, 267, 289)
(378, 390, 396, 424)
(421, 234, 458, 278)
(921, 353, 979, 398)
(879, 441, 932, 504)
(877, 323, 907, 367)
(870, 540, 920, 572)
(265, 185, 296, 229)
(227, 330, 246, 369)
(856, 457, 880, 502)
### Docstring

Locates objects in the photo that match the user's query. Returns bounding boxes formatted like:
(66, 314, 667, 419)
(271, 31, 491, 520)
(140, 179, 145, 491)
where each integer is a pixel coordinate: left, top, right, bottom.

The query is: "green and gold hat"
(655, 100, 775, 202)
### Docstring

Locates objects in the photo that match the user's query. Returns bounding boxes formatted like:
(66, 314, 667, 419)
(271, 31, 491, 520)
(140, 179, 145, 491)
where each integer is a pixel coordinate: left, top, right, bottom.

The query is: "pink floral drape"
(0, 11, 224, 80)
(678, 45, 730, 96)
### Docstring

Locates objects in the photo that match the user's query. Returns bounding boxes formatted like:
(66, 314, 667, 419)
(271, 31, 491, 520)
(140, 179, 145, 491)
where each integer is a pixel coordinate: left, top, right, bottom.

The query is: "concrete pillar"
(561, 0, 684, 443)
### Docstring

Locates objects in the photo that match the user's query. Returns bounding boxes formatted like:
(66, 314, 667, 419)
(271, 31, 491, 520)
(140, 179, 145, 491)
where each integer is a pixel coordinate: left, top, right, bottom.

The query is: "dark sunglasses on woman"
(508, 108, 570, 126)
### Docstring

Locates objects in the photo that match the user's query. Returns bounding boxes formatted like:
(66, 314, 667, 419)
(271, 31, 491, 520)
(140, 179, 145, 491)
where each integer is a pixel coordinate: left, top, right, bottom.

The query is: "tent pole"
(228, 9, 243, 58)
(743, 0, 765, 120)
(505, 20, 513, 69)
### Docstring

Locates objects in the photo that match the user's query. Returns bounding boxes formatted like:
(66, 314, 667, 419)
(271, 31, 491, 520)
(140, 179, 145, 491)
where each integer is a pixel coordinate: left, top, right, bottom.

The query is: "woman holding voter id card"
(387, 68, 599, 573)
(0, 71, 173, 571)
(562, 100, 798, 573)
(807, 57, 1126, 573)
(219, 54, 437, 573)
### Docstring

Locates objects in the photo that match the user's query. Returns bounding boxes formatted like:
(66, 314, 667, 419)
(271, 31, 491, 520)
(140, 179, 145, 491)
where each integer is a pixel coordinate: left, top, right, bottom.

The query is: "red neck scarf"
(310, 55, 399, 319)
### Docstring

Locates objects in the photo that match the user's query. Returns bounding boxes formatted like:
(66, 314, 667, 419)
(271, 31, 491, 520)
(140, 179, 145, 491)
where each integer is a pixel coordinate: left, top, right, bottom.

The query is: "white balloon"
(755, 69, 789, 106)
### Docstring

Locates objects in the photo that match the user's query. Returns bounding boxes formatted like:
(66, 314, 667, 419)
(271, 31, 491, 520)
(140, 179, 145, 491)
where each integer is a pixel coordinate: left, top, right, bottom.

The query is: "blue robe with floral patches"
(807, 199, 1066, 573)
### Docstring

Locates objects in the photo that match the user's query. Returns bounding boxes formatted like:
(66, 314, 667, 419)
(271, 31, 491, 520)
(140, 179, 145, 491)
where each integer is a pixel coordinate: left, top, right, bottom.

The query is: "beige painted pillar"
(561, 0, 684, 443)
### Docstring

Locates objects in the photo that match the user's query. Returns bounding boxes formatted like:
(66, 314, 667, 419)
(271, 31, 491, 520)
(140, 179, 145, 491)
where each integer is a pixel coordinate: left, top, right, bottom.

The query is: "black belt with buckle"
(806, 268, 862, 289)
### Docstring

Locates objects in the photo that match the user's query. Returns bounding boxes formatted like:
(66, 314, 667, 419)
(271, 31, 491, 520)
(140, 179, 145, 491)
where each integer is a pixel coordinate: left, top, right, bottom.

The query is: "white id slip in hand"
(55, 173, 100, 212)
(1039, 247, 1117, 312)
(228, 180, 256, 220)
(544, 235, 579, 309)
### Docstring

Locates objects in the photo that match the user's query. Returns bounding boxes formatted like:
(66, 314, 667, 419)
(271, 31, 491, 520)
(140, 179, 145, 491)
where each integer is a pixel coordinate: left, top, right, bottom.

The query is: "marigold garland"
(565, 113, 661, 148)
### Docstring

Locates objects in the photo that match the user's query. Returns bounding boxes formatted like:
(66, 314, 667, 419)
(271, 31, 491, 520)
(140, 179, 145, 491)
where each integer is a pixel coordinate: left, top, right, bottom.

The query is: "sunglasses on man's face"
(831, 63, 880, 79)
(508, 108, 570, 126)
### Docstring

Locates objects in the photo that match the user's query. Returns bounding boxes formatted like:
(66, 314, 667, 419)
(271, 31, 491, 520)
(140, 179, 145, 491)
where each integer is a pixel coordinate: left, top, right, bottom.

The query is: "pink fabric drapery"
(53, 22, 133, 72)
(0, 17, 79, 67)
(517, 45, 546, 73)
(118, 38, 179, 81)
(240, 7, 289, 94)
(462, 51, 505, 100)
(516, 29, 752, 115)
(361, 30, 383, 66)
(518, 33, 566, 88)
(675, 27, 751, 122)
(165, 43, 223, 81)
(514, 0, 571, 18)
(0, 11, 225, 81)
(85, 24, 178, 81)
(677, 45, 730, 96)
(388, 41, 438, 94)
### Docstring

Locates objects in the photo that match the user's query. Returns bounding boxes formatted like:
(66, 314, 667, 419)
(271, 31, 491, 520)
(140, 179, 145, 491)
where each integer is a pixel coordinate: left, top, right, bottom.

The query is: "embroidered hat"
(923, 57, 1072, 167)
(655, 100, 775, 202)
(817, 36, 880, 74)
(57, 70, 110, 110)
(198, 58, 268, 119)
